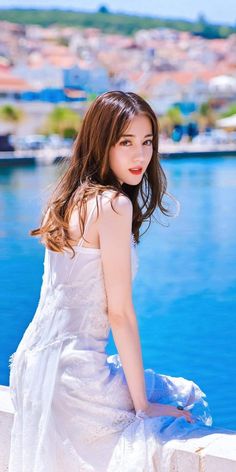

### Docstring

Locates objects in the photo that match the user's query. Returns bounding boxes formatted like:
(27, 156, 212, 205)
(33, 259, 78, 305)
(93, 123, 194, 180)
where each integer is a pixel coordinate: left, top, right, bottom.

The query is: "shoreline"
(0, 145, 236, 167)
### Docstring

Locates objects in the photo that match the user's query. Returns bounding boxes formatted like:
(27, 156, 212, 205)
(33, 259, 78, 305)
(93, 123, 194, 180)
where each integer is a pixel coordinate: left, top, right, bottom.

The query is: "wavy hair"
(30, 91, 178, 257)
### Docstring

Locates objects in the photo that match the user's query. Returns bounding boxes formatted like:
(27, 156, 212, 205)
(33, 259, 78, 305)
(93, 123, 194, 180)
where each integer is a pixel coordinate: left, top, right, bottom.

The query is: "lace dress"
(8, 195, 213, 472)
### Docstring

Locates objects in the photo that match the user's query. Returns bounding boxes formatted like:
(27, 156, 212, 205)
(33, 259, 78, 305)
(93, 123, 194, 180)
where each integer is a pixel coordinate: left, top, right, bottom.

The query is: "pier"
(0, 147, 71, 167)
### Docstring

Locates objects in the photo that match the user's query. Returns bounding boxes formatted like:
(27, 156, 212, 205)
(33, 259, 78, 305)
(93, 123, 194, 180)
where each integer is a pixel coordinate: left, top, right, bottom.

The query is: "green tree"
(197, 13, 208, 25)
(41, 106, 82, 138)
(220, 103, 236, 118)
(0, 104, 25, 133)
(167, 107, 183, 125)
(198, 101, 217, 129)
(158, 108, 183, 137)
(98, 5, 110, 14)
(0, 104, 24, 122)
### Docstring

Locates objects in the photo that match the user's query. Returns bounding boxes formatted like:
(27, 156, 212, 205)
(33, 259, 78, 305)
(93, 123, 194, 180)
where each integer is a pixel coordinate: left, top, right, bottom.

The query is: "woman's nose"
(134, 145, 145, 160)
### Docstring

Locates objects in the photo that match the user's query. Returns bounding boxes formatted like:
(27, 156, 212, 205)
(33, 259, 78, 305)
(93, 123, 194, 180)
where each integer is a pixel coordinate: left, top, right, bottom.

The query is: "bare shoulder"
(99, 189, 133, 217)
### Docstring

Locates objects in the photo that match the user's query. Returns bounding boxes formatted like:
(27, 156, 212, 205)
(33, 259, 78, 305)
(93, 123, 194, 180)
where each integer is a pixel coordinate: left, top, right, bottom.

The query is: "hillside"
(0, 8, 235, 39)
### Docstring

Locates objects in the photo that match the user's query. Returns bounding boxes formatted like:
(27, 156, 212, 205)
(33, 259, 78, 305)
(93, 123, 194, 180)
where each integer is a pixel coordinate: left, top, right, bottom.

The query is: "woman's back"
(10, 193, 139, 357)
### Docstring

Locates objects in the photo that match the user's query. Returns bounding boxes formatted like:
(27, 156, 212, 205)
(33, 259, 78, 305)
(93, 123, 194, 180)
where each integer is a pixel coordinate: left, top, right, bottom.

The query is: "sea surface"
(0, 157, 236, 430)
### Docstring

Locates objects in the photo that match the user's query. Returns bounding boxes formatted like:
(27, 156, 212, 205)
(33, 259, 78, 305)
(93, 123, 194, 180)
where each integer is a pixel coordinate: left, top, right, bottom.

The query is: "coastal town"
(0, 13, 236, 161)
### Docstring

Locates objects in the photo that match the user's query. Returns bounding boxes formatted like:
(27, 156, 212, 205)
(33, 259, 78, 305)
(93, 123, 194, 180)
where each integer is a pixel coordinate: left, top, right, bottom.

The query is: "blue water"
(0, 157, 236, 430)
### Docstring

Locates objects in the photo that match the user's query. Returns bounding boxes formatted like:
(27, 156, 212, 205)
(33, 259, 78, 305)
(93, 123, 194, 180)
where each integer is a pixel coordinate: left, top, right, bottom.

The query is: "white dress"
(8, 196, 213, 472)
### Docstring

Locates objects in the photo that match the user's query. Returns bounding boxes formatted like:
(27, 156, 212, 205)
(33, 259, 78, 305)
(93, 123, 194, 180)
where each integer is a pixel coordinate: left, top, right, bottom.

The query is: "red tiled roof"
(0, 71, 29, 92)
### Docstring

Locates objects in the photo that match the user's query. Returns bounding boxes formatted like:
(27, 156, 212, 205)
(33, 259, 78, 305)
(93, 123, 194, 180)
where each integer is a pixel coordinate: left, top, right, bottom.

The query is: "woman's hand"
(137, 401, 195, 424)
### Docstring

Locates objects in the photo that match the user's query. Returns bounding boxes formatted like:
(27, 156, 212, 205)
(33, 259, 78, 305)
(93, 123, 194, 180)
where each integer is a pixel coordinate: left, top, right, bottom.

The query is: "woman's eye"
(119, 139, 153, 146)
(120, 140, 131, 146)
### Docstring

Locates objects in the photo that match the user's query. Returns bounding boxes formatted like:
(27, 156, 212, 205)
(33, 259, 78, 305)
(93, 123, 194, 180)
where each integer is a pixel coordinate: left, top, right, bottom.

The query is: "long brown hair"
(31, 91, 176, 257)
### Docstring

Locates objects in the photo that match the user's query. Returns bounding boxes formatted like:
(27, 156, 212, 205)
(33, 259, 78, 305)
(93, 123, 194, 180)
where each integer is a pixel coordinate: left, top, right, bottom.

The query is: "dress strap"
(76, 196, 98, 249)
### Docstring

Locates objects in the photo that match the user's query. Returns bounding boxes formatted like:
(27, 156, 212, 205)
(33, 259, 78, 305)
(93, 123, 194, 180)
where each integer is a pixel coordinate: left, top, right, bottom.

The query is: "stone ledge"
(164, 428, 236, 471)
(1, 385, 236, 471)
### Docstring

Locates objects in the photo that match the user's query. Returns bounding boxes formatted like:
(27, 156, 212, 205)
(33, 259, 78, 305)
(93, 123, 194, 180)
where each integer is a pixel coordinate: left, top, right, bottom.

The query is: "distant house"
(9, 65, 67, 102)
(21, 88, 65, 103)
(89, 67, 111, 93)
(63, 66, 89, 91)
(185, 78, 209, 105)
(8, 65, 87, 102)
(209, 75, 236, 99)
(63, 65, 111, 94)
(0, 69, 29, 99)
(144, 75, 182, 114)
(12, 64, 62, 90)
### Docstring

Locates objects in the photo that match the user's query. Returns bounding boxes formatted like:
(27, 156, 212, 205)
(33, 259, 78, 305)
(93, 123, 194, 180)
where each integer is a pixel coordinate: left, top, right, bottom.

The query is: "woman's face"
(109, 114, 153, 185)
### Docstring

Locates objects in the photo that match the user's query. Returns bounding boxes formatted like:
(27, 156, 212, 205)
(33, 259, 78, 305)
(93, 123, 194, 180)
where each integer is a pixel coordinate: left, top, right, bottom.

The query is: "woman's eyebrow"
(120, 134, 153, 138)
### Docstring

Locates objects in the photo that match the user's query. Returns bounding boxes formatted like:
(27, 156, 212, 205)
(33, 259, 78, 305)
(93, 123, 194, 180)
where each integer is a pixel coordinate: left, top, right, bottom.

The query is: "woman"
(8, 91, 212, 472)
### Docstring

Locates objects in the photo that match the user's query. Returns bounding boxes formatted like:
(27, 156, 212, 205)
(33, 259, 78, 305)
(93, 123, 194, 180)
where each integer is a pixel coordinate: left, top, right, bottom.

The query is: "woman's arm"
(98, 191, 148, 412)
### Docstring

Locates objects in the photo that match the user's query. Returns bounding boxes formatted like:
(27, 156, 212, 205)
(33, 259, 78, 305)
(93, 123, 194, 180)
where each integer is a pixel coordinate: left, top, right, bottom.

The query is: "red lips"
(129, 168, 142, 175)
